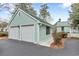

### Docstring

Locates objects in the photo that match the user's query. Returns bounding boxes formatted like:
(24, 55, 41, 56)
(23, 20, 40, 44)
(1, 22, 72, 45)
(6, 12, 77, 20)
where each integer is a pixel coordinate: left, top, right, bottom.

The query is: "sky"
(0, 3, 71, 24)
(32, 3, 70, 24)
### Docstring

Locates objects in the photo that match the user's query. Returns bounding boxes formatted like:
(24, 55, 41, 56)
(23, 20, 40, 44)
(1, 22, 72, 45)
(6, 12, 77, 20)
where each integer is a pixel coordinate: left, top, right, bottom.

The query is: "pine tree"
(39, 4, 50, 21)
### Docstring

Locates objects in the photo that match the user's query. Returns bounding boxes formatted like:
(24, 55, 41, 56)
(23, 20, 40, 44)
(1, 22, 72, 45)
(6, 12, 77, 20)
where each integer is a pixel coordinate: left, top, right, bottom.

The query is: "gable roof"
(56, 21, 70, 27)
(9, 8, 53, 27)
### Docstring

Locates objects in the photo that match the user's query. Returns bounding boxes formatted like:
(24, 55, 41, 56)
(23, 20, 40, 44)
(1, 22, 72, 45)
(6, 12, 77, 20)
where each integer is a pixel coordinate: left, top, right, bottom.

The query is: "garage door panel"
(21, 25, 34, 42)
(9, 27, 19, 40)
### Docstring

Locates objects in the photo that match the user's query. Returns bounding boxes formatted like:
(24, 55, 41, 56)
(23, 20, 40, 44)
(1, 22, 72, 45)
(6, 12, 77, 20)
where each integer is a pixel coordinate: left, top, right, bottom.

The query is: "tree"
(39, 4, 50, 21)
(0, 3, 37, 16)
(15, 3, 37, 16)
(69, 3, 79, 29)
(0, 21, 8, 32)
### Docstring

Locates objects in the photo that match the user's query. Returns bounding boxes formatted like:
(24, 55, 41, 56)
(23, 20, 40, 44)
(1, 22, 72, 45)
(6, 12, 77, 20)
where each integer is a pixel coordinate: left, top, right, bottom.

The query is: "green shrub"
(0, 32, 8, 37)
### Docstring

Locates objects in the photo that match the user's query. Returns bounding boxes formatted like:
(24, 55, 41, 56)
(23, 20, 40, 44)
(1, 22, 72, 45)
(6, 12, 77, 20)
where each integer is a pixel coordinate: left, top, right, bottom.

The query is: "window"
(61, 26, 64, 32)
(46, 26, 50, 35)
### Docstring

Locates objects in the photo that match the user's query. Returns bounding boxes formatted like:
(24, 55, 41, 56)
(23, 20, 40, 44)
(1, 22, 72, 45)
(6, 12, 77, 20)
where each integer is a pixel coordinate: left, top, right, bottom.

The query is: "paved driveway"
(0, 39, 79, 56)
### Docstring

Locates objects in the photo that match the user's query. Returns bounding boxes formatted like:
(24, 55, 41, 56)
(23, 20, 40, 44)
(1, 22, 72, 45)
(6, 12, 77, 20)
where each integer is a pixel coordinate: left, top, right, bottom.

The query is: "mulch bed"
(0, 36, 8, 40)
(50, 38, 65, 48)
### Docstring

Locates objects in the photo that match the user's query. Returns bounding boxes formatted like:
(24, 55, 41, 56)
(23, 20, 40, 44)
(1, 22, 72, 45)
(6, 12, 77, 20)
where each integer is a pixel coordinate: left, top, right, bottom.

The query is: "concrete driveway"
(0, 39, 79, 56)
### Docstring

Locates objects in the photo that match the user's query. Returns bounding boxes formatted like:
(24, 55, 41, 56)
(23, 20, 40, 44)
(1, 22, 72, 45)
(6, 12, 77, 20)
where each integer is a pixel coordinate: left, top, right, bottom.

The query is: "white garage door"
(9, 26, 20, 40)
(21, 24, 34, 43)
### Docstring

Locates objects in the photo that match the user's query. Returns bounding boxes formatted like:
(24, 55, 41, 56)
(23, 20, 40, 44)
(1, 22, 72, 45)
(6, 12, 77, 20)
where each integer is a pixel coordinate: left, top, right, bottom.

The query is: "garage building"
(8, 8, 53, 46)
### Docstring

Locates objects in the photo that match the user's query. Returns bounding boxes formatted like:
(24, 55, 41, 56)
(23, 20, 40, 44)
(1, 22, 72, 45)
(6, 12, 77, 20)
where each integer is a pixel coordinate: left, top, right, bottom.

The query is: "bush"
(53, 32, 62, 45)
(58, 32, 68, 38)
(52, 32, 67, 46)
(0, 32, 8, 37)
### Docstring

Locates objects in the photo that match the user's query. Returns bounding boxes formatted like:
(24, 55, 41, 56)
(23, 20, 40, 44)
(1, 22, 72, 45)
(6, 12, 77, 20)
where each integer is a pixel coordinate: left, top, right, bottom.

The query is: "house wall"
(57, 27, 61, 32)
(39, 24, 53, 44)
(57, 26, 70, 33)
(64, 27, 70, 33)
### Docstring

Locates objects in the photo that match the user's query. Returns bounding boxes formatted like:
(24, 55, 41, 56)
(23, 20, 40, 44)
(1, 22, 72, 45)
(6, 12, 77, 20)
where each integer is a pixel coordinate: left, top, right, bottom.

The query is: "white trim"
(37, 24, 40, 44)
(19, 25, 22, 40)
(8, 9, 19, 27)
(8, 26, 10, 38)
(33, 24, 36, 43)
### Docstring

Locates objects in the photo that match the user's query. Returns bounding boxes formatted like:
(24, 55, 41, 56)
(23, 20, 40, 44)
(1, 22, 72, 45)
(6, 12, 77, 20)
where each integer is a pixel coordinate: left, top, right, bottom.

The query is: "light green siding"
(64, 27, 70, 33)
(39, 24, 52, 43)
(57, 27, 70, 33)
(10, 10, 36, 26)
(56, 21, 71, 33)
(39, 25, 46, 42)
(9, 9, 39, 43)
(34, 23, 39, 43)
(57, 27, 61, 32)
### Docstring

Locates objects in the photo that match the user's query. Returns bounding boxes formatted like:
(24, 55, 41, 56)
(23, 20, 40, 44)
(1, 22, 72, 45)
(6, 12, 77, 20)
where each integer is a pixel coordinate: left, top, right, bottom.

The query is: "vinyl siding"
(10, 10, 36, 26)
(9, 9, 39, 43)
(39, 25, 52, 43)
(57, 27, 70, 33)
